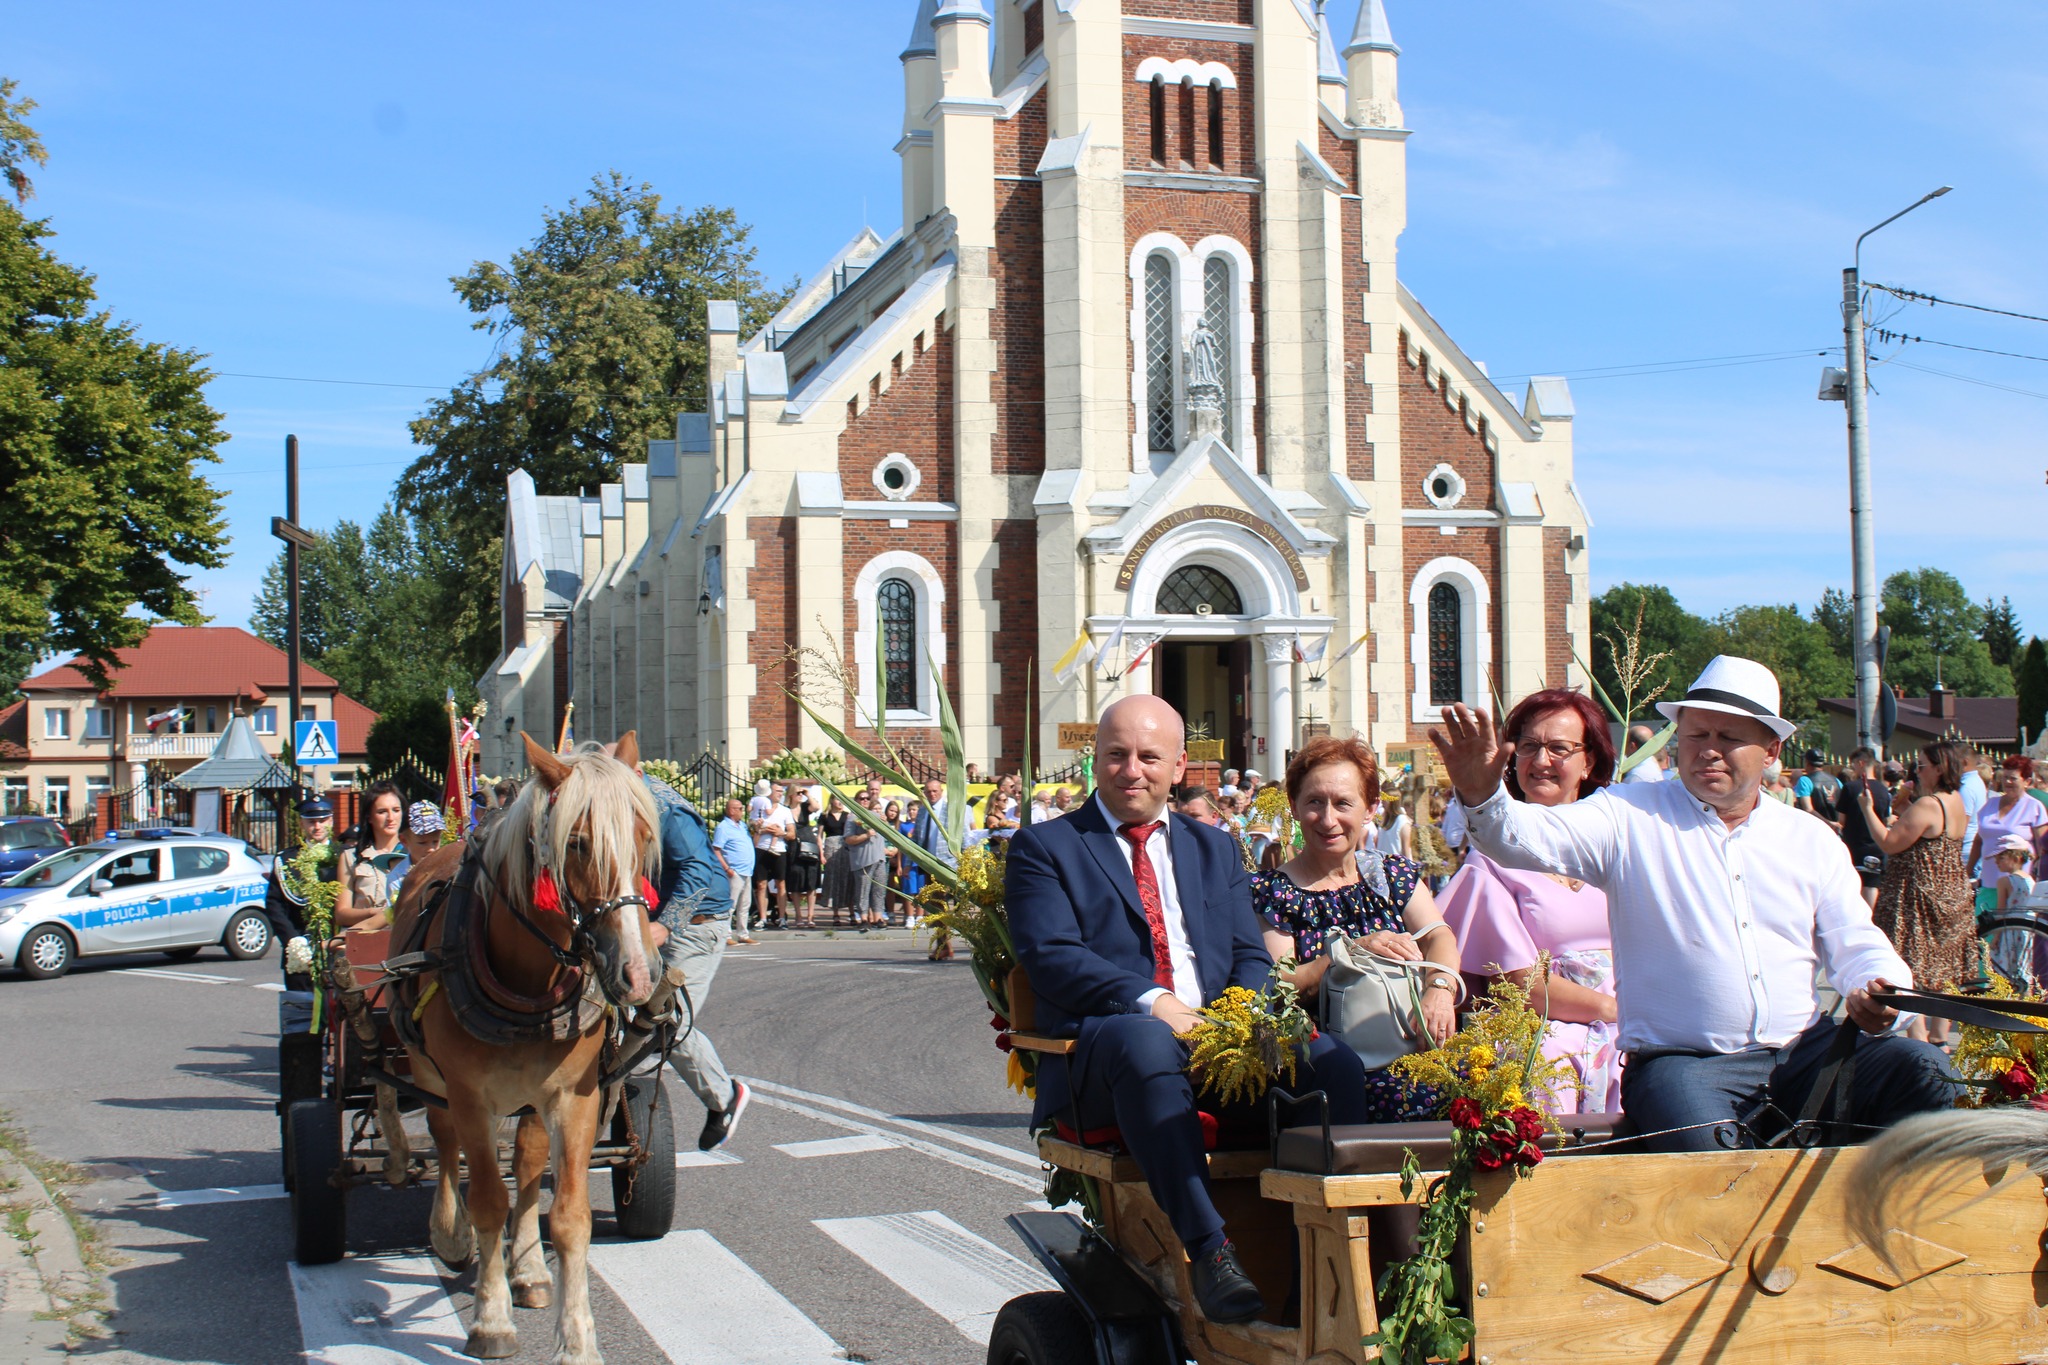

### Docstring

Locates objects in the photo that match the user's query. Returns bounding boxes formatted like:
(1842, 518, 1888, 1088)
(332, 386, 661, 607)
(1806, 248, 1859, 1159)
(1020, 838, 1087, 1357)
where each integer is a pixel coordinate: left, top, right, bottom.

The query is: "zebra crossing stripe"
(739, 1077, 1039, 1170)
(589, 1230, 843, 1364)
(774, 1134, 897, 1159)
(814, 1211, 1054, 1345)
(289, 1253, 469, 1364)
(116, 968, 236, 984)
(155, 1183, 285, 1209)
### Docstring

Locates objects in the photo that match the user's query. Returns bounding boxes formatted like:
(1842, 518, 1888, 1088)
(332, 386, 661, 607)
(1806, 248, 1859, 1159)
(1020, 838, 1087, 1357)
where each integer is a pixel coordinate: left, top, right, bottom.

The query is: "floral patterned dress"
(1253, 856, 1441, 1122)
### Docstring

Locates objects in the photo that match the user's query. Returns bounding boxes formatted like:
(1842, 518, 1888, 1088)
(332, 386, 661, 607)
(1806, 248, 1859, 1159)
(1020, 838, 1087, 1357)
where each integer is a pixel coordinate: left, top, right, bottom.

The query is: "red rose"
(1490, 1128, 1518, 1152)
(2027, 1092, 2048, 1112)
(1511, 1108, 1547, 1143)
(1473, 1147, 1505, 1171)
(1448, 1098, 1484, 1131)
(1996, 1063, 2036, 1099)
(1514, 1142, 1544, 1169)
(995, 1033, 1014, 1053)
(990, 1014, 1010, 1031)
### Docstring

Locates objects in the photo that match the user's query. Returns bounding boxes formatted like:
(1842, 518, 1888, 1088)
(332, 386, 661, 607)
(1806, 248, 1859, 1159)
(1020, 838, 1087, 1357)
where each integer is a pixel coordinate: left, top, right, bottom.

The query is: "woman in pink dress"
(1439, 689, 1622, 1115)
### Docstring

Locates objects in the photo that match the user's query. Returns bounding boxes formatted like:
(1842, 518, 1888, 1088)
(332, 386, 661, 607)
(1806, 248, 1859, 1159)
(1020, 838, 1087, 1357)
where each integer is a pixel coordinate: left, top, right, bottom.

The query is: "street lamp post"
(1843, 185, 1950, 754)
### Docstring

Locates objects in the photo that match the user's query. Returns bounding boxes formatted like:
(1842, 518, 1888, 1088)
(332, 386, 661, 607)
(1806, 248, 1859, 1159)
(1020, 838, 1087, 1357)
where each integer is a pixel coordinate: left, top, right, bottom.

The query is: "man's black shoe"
(1189, 1239, 1263, 1324)
(698, 1079, 750, 1151)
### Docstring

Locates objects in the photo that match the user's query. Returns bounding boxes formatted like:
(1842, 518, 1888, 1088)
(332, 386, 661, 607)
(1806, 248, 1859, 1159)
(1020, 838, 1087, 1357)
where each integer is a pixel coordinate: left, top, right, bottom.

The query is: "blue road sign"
(294, 719, 339, 766)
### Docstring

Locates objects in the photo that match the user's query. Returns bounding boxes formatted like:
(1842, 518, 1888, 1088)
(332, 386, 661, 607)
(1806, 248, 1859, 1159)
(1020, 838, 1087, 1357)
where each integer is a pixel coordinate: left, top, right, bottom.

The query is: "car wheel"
(223, 909, 272, 961)
(17, 925, 74, 980)
(162, 946, 204, 962)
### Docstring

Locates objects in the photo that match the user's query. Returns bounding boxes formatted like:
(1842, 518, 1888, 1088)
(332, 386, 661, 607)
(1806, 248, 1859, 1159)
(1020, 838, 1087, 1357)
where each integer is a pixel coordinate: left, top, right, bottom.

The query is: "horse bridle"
(475, 809, 655, 992)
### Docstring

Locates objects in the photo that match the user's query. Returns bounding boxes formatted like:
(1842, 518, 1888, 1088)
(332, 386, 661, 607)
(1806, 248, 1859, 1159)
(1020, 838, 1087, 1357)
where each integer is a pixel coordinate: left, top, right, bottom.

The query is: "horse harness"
(386, 840, 644, 1052)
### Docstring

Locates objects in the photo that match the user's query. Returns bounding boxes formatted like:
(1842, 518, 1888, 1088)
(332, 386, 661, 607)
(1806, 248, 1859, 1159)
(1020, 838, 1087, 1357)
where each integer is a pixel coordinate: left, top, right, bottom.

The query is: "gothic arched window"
(1207, 79, 1226, 167)
(1144, 253, 1176, 453)
(1158, 564, 1244, 616)
(1202, 255, 1234, 447)
(1428, 582, 1463, 706)
(879, 578, 918, 710)
(1148, 76, 1167, 163)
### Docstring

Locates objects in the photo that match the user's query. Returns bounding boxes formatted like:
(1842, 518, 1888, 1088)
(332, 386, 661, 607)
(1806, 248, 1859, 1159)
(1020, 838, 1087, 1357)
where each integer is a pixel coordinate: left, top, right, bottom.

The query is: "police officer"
(268, 797, 340, 1118)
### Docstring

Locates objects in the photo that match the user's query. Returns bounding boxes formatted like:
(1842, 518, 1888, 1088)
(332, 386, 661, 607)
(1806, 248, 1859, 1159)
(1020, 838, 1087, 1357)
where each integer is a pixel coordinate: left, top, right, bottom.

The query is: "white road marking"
(116, 967, 236, 984)
(676, 1149, 744, 1168)
(871, 966, 928, 974)
(289, 1253, 470, 1364)
(741, 1088, 1041, 1192)
(154, 1182, 286, 1209)
(774, 1134, 898, 1159)
(742, 1076, 1039, 1169)
(815, 1211, 1054, 1345)
(251, 981, 286, 992)
(590, 1230, 844, 1364)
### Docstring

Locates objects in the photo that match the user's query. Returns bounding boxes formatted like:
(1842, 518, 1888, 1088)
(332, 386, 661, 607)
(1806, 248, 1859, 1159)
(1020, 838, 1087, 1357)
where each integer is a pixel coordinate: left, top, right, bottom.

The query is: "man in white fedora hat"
(1431, 655, 1957, 1151)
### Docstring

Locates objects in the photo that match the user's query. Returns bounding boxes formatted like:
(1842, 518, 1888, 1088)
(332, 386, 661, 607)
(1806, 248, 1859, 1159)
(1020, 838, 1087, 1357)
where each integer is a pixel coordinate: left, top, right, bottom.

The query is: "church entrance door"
(1155, 639, 1251, 778)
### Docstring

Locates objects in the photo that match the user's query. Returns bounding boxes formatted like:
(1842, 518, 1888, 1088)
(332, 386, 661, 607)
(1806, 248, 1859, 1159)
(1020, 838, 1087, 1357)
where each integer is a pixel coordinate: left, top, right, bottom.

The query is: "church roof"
(505, 470, 585, 612)
(1317, 3, 1346, 84)
(1344, 0, 1400, 57)
(900, 0, 938, 59)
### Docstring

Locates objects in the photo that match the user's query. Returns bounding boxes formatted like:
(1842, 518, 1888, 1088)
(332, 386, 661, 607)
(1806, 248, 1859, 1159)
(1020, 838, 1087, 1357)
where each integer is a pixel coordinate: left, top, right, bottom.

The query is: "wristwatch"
(1424, 973, 1455, 994)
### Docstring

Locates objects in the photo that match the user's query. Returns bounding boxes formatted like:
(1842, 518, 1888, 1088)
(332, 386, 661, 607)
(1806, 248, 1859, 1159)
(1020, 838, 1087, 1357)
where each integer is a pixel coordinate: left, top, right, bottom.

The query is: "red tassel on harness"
(531, 868, 658, 914)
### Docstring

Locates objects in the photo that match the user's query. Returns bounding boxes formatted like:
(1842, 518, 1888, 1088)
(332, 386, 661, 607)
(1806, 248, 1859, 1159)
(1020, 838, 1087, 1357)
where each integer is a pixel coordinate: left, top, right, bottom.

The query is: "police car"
(0, 830, 274, 980)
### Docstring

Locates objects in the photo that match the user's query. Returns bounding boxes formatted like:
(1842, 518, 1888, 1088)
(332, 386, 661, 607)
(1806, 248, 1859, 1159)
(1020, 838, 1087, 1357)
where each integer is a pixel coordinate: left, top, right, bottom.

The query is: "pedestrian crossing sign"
(294, 719, 339, 766)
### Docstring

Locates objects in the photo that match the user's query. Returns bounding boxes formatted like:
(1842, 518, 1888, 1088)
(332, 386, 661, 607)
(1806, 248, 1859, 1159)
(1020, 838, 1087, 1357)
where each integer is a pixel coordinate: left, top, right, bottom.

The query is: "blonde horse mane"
(482, 743, 659, 914)
(1850, 1106, 2048, 1256)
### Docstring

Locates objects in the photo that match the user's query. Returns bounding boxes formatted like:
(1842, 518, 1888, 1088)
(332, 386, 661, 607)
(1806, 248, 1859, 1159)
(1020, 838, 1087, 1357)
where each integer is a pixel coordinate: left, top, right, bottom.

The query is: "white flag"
(1332, 630, 1371, 664)
(1296, 634, 1329, 664)
(1096, 620, 1127, 677)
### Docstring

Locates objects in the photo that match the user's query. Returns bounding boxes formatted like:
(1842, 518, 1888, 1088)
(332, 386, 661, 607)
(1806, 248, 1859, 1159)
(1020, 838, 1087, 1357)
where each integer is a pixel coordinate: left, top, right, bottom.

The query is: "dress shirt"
(1095, 795, 1202, 1010)
(1960, 770, 1989, 854)
(1439, 796, 1467, 851)
(1462, 777, 1911, 1055)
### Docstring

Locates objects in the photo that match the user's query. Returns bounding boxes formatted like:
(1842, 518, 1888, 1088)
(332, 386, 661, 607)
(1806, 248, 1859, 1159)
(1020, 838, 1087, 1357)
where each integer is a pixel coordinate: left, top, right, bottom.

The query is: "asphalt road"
(0, 931, 1047, 1364)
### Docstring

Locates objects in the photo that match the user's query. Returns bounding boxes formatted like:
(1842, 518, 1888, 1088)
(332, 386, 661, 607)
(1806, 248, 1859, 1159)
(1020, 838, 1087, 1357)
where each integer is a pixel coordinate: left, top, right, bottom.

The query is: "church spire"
(1343, 0, 1400, 58)
(1316, 1, 1346, 88)
(901, 0, 938, 61)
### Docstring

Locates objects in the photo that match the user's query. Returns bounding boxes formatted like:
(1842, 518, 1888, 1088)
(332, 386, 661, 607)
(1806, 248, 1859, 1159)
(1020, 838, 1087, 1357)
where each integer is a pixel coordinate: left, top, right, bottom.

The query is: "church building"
(480, 0, 1591, 778)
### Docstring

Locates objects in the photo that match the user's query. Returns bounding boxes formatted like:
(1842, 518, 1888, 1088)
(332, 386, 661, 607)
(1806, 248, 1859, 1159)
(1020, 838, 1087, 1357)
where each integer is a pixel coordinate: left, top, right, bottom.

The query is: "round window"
(1431, 475, 1452, 501)
(881, 466, 908, 492)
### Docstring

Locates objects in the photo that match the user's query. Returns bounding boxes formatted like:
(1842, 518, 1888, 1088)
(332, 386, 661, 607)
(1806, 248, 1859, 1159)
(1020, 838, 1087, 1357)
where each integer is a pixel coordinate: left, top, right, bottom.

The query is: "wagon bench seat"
(1271, 1110, 1629, 1177)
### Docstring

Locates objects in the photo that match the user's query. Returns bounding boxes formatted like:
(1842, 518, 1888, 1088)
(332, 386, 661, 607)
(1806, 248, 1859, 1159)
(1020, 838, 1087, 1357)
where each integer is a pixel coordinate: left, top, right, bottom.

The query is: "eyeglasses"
(1514, 740, 1588, 762)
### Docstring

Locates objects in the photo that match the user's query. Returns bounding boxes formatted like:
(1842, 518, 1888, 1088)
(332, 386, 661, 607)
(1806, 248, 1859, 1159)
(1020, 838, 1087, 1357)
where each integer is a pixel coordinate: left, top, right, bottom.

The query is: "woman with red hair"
(1438, 689, 1622, 1114)
(1254, 735, 1460, 1121)
(1967, 755, 2047, 889)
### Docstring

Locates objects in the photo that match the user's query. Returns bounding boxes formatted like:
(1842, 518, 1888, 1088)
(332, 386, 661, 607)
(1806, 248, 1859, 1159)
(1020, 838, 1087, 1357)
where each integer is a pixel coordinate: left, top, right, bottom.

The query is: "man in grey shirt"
(844, 790, 890, 929)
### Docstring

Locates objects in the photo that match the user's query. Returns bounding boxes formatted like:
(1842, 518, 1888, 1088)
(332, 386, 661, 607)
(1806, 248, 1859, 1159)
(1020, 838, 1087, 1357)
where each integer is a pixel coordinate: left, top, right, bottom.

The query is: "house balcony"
(125, 733, 232, 760)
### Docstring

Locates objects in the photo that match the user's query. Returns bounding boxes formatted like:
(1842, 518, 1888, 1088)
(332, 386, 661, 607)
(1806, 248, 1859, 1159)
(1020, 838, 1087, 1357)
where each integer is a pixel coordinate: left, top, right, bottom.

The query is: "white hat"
(1656, 655, 1798, 741)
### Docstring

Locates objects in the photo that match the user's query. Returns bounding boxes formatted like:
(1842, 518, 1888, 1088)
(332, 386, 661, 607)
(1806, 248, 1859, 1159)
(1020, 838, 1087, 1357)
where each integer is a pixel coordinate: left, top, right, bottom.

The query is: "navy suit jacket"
(1007, 798, 1272, 1120)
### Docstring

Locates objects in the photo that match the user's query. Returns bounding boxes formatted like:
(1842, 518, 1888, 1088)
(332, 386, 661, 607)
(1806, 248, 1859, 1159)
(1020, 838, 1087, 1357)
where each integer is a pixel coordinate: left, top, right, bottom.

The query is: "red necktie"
(1120, 821, 1175, 990)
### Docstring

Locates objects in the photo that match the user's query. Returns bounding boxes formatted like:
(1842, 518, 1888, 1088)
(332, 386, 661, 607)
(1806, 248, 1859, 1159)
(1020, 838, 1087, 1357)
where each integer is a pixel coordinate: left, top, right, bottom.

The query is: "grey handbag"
(1318, 936, 1439, 1070)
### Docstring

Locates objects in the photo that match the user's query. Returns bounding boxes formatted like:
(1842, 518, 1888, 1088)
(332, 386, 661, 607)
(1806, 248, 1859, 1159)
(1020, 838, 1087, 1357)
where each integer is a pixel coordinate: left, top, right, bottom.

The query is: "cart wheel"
(278, 1033, 323, 1191)
(288, 1099, 347, 1264)
(986, 1292, 1095, 1365)
(609, 1075, 675, 1239)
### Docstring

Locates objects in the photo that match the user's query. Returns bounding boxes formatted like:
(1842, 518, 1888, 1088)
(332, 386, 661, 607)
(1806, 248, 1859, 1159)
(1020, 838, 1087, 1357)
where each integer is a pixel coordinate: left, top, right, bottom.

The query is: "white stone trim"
(1132, 57, 1238, 89)
(1126, 233, 1258, 473)
(872, 452, 920, 501)
(853, 551, 948, 727)
(1124, 519, 1303, 621)
(1421, 462, 1465, 510)
(1194, 235, 1257, 466)
(1129, 233, 1188, 472)
(1122, 16, 1253, 44)
(1408, 556, 1492, 724)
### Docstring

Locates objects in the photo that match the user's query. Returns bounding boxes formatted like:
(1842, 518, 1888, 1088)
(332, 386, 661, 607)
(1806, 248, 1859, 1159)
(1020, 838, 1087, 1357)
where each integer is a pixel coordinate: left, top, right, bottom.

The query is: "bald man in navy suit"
(1007, 696, 1369, 1324)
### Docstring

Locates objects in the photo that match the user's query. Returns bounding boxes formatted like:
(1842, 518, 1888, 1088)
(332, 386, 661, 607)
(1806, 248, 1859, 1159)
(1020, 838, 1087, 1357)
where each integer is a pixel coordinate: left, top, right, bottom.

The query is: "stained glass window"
(1428, 582, 1462, 707)
(879, 578, 917, 710)
(1145, 254, 1176, 453)
(1158, 565, 1244, 616)
(1203, 255, 1233, 447)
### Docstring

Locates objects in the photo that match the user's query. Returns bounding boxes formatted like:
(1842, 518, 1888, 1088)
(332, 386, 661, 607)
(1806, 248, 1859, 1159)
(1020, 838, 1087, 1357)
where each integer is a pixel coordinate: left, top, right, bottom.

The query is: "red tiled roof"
(22, 626, 341, 696)
(1819, 693, 2018, 745)
(0, 701, 26, 761)
(334, 693, 376, 757)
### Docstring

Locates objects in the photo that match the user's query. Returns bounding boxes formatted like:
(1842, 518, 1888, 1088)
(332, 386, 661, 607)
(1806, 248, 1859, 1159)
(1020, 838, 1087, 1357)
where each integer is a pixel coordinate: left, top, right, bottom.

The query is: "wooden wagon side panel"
(1467, 1148, 2048, 1365)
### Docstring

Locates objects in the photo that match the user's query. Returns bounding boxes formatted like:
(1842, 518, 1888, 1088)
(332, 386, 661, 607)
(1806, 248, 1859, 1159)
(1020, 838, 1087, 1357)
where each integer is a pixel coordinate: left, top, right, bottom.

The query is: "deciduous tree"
(0, 90, 228, 688)
(398, 172, 791, 677)
(1588, 584, 1707, 717)
(1699, 604, 1853, 725)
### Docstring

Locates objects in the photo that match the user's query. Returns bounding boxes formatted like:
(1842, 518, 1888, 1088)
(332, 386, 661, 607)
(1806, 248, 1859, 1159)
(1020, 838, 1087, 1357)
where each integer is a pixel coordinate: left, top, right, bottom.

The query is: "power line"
(1872, 330, 2048, 365)
(1864, 281, 2048, 327)
(1889, 359, 2048, 403)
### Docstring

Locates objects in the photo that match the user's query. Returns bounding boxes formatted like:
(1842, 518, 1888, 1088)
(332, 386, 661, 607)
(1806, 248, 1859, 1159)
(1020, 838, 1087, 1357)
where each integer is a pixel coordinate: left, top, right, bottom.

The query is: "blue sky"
(10, 1, 2047, 640)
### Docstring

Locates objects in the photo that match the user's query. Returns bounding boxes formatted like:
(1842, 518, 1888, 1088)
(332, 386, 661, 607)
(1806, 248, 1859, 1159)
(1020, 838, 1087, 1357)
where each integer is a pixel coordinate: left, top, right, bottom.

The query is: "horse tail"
(1850, 1106, 2048, 1255)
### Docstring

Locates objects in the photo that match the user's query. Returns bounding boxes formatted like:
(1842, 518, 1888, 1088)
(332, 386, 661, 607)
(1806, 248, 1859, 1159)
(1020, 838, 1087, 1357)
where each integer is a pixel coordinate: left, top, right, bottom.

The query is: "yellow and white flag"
(1052, 630, 1096, 684)
(1332, 629, 1371, 664)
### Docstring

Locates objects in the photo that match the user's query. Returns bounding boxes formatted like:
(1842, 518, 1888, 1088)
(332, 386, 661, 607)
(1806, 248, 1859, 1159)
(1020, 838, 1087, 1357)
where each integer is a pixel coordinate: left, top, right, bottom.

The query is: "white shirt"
(1621, 758, 1663, 784)
(1463, 777, 1911, 1055)
(1094, 795, 1202, 1010)
(1440, 796, 1467, 850)
(1375, 811, 1411, 857)
(754, 802, 792, 854)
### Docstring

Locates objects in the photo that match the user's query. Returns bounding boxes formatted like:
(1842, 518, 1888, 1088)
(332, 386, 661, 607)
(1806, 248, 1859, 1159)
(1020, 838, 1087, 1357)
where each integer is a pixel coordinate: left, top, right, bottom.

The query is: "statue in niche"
(1184, 320, 1226, 441)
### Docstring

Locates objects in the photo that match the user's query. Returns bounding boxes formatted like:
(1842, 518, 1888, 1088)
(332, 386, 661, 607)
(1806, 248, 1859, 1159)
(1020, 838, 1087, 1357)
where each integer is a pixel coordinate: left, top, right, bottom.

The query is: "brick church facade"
(479, 0, 1591, 777)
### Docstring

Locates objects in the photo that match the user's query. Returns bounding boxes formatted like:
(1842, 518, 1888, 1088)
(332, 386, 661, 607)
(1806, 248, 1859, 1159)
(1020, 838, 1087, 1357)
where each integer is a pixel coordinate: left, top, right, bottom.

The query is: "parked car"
(0, 831, 274, 980)
(0, 816, 70, 878)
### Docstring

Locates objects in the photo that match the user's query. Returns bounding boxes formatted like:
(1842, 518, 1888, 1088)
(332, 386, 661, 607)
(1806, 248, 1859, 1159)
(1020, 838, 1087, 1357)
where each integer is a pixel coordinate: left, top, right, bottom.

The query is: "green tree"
(366, 694, 456, 776)
(398, 173, 792, 678)
(0, 78, 45, 203)
(2017, 637, 2048, 746)
(1880, 568, 2010, 696)
(1699, 604, 1853, 725)
(0, 111, 228, 687)
(250, 501, 475, 717)
(1811, 586, 1853, 662)
(1980, 595, 2023, 668)
(1588, 583, 1708, 717)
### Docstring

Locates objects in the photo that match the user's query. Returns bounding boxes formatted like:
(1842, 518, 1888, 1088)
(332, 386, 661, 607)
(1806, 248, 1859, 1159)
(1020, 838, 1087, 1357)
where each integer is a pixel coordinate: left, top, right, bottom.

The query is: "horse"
(390, 732, 661, 1365)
